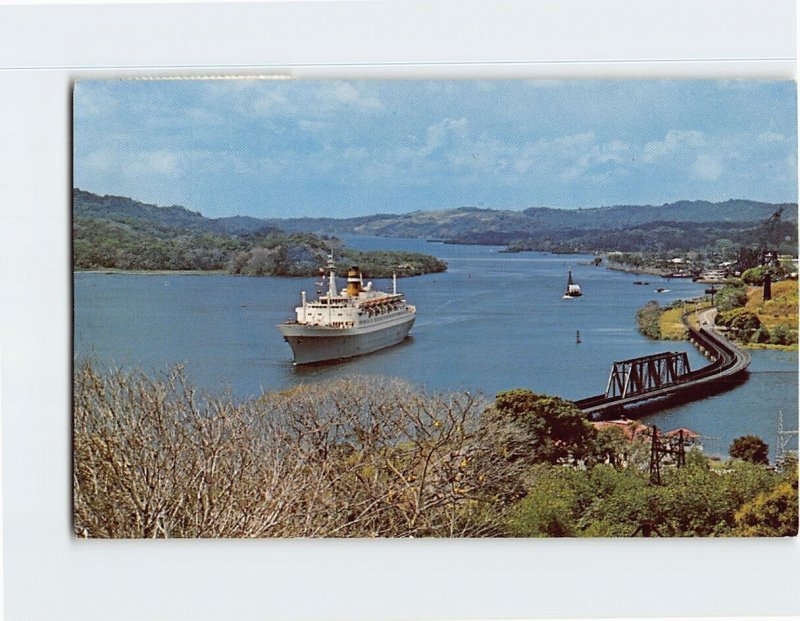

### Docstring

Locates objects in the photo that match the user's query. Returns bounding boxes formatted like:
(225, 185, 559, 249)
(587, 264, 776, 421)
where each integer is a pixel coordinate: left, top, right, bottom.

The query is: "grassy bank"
(636, 300, 707, 340)
(745, 279, 798, 339)
(717, 279, 798, 350)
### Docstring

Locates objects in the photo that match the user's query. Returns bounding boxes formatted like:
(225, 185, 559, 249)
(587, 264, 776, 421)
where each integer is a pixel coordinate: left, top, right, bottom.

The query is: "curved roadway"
(575, 307, 751, 417)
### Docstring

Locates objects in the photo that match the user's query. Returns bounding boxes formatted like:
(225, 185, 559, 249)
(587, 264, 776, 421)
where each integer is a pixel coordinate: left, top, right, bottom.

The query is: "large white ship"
(277, 254, 416, 364)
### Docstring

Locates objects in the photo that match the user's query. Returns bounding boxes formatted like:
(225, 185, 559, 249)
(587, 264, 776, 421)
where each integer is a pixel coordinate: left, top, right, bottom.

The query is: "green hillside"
(72, 192, 447, 278)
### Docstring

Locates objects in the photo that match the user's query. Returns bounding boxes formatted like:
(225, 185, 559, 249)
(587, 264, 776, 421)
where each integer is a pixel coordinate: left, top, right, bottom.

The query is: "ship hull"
(278, 315, 415, 364)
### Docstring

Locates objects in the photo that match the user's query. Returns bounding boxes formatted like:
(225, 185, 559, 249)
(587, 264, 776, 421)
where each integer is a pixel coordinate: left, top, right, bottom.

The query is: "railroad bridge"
(575, 313, 750, 418)
(604, 352, 691, 400)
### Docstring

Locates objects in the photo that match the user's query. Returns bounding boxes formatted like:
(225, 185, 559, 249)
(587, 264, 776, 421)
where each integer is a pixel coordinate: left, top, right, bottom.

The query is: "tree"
(716, 283, 748, 312)
(735, 478, 798, 536)
(741, 265, 786, 286)
(483, 389, 596, 465)
(729, 435, 769, 465)
(73, 362, 516, 538)
(716, 308, 761, 339)
(504, 465, 589, 537)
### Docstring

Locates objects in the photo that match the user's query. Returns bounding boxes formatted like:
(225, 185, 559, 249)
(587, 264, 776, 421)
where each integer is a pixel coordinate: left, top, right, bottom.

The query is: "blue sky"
(73, 79, 798, 219)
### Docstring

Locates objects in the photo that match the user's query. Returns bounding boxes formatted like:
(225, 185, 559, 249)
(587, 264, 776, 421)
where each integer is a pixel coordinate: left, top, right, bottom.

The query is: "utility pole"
(776, 409, 798, 466)
(649, 426, 687, 485)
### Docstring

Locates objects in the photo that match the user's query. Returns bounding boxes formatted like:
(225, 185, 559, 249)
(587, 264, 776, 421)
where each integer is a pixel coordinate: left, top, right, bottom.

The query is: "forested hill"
(262, 199, 798, 238)
(73, 188, 277, 236)
(75, 189, 796, 237)
(72, 189, 447, 277)
(74, 189, 797, 255)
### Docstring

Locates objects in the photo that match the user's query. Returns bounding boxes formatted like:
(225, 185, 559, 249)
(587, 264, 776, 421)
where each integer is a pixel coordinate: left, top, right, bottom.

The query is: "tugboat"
(277, 253, 416, 364)
(563, 269, 583, 298)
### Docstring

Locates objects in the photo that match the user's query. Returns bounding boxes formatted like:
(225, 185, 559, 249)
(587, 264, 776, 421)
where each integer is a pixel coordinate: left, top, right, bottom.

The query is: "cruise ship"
(277, 255, 416, 364)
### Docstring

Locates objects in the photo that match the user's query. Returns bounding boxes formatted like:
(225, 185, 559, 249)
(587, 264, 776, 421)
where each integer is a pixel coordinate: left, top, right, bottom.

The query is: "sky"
(73, 79, 798, 219)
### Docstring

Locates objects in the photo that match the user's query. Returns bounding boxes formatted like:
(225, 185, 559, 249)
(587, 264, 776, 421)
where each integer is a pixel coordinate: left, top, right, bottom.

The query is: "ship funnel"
(346, 266, 362, 297)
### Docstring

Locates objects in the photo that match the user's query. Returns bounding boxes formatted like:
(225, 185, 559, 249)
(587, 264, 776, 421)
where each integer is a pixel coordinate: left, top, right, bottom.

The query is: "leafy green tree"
(484, 389, 596, 465)
(716, 308, 761, 339)
(729, 435, 769, 465)
(741, 265, 786, 285)
(504, 465, 590, 537)
(735, 474, 798, 537)
(578, 465, 665, 537)
(592, 426, 629, 467)
(716, 283, 748, 312)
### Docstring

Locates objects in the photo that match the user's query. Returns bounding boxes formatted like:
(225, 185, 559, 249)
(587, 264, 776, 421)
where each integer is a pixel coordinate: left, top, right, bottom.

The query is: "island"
(73, 190, 447, 278)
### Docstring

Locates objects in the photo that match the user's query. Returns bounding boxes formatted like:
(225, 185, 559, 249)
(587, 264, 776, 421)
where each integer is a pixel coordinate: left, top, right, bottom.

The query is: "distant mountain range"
(73, 188, 798, 256)
(74, 188, 796, 239)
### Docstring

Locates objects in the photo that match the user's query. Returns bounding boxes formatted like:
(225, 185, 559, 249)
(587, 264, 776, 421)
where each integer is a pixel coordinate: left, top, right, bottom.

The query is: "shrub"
(716, 283, 748, 312)
(729, 435, 769, 465)
(716, 308, 761, 339)
(636, 301, 662, 339)
(753, 325, 772, 343)
(770, 324, 797, 345)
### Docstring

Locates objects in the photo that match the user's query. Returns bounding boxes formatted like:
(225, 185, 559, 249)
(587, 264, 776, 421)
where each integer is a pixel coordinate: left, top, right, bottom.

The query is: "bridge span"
(574, 308, 751, 418)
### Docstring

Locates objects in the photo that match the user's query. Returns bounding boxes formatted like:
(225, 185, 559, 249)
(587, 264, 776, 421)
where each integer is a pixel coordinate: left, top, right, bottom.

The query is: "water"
(74, 236, 798, 460)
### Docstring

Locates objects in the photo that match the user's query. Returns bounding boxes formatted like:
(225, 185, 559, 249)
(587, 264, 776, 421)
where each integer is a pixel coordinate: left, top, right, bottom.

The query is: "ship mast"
(327, 250, 336, 298)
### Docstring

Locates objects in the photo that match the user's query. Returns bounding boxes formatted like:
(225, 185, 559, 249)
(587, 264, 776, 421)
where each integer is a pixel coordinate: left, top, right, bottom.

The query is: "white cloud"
(691, 154, 724, 181)
(642, 129, 706, 163)
(417, 118, 469, 157)
(325, 82, 382, 110)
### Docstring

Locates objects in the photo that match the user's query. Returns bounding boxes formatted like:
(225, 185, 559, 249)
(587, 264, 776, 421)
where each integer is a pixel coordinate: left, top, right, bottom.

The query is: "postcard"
(72, 78, 798, 538)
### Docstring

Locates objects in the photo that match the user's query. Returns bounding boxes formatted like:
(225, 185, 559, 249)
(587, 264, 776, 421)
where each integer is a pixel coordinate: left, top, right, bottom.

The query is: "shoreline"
(639, 299, 798, 352)
(73, 268, 441, 278)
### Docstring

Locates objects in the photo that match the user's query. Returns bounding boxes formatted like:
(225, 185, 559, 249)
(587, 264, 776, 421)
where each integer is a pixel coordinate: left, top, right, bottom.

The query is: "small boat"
(633, 280, 650, 286)
(563, 269, 583, 298)
(655, 287, 670, 293)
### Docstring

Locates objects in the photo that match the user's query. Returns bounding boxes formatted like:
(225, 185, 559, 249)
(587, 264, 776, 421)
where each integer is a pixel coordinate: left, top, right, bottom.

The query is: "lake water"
(74, 236, 798, 461)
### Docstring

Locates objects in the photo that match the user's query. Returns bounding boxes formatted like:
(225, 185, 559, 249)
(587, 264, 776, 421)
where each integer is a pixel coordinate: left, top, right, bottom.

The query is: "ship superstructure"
(563, 269, 583, 298)
(277, 254, 416, 364)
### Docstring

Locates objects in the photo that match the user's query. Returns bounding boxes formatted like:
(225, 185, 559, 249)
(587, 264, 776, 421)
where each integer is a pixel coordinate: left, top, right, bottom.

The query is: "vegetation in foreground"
(73, 363, 797, 538)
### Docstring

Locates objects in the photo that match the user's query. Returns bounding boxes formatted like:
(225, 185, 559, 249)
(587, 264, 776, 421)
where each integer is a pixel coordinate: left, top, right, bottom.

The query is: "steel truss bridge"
(575, 317, 751, 418)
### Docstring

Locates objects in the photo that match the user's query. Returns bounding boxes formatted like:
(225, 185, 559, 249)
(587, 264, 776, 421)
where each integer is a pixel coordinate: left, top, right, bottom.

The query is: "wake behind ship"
(277, 255, 416, 364)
